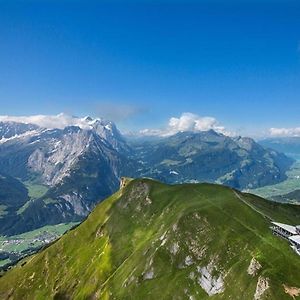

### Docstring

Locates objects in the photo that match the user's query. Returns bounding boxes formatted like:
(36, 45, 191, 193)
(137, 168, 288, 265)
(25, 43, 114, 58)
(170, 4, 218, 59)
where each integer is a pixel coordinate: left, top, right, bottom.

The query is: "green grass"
(249, 160, 300, 200)
(16, 181, 49, 214)
(42, 198, 57, 205)
(24, 181, 48, 199)
(0, 179, 300, 299)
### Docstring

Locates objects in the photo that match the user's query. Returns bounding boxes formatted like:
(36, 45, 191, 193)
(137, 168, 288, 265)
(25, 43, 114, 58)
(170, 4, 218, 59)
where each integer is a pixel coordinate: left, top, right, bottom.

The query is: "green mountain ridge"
(0, 178, 300, 299)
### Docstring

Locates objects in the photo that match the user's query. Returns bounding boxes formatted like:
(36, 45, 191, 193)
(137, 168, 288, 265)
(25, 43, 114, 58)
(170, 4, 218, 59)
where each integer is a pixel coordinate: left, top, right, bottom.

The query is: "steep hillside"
(0, 179, 299, 299)
(131, 131, 294, 189)
(0, 173, 29, 217)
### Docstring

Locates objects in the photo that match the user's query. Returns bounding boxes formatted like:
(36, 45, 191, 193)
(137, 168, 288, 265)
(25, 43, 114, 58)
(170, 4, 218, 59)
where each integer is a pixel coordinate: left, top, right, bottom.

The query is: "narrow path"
(233, 190, 271, 221)
(192, 188, 295, 261)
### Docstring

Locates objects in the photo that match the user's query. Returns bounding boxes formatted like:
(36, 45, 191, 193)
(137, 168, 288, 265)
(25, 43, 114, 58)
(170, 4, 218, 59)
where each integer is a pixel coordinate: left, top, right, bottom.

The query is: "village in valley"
(0, 223, 78, 270)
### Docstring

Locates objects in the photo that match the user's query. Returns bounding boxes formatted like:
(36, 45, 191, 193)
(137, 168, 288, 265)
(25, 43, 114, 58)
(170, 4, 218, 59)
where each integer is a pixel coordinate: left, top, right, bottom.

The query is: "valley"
(0, 223, 78, 271)
(250, 160, 300, 203)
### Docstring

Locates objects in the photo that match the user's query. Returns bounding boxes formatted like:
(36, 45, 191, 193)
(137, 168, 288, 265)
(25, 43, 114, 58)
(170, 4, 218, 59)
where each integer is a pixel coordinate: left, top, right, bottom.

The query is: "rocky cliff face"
(0, 117, 130, 186)
(0, 117, 136, 235)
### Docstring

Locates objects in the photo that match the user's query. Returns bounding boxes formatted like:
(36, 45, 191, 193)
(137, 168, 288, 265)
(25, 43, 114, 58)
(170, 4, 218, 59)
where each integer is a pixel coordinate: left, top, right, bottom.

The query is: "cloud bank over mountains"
(0, 113, 102, 130)
(269, 127, 300, 137)
(2, 112, 299, 138)
(0, 112, 232, 137)
(140, 112, 232, 137)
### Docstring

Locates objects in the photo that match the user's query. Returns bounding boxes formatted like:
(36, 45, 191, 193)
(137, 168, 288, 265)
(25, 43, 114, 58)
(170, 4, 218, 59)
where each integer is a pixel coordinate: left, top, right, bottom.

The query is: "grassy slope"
(0, 179, 300, 299)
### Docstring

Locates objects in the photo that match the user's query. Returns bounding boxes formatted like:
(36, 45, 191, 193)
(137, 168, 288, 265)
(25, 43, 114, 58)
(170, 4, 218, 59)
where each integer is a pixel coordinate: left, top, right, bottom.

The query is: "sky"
(0, 0, 300, 137)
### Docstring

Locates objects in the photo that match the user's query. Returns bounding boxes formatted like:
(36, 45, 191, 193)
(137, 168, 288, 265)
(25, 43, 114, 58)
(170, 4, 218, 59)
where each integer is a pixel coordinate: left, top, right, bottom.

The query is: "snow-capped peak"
(0, 113, 128, 152)
(0, 113, 112, 131)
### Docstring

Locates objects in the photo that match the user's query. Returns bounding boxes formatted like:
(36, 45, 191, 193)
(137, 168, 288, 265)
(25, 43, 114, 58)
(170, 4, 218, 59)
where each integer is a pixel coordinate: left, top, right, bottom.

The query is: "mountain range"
(0, 115, 294, 235)
(131, 130, 293, 189)
(0, 178, 299, 299)
(260, 137, 300, 160)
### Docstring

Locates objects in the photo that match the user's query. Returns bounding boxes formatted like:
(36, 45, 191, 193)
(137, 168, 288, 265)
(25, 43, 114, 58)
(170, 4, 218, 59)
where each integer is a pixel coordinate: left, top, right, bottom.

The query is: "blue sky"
(0, 0, 300, 136)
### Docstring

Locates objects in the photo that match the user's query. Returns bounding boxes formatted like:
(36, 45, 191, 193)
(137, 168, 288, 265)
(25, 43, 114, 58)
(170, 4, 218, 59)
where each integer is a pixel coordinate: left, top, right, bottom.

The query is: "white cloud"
(140, 112, 232, 137)
(0, 113, 101, 130)
(269, 127, 300, 137)
(0, 112, 233, 137)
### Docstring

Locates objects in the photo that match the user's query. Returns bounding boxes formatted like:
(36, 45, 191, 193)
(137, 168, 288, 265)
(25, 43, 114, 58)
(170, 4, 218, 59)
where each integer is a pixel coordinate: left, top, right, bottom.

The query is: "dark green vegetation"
(0, 179, 299, 299)
(0, 173, 29, 218)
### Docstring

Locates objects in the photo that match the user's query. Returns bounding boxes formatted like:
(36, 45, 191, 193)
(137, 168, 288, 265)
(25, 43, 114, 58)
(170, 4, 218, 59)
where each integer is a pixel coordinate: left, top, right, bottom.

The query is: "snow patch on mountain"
(170, 170, 179, 175)
(0, 129, 43, 144)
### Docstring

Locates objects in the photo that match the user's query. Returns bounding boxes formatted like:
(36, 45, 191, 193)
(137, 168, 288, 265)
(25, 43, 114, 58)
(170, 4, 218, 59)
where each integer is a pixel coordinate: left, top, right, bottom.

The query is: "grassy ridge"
(0, 179, 299, 299)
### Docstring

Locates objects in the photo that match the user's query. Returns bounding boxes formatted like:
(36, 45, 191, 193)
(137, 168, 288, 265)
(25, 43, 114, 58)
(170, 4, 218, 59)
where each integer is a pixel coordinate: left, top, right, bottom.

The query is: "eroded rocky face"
(0, 118, 135, 235)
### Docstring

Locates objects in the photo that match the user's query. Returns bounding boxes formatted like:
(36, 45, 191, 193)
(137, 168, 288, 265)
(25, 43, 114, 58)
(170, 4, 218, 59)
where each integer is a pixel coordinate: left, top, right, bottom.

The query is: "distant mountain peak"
(82, 115, 93, 122)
